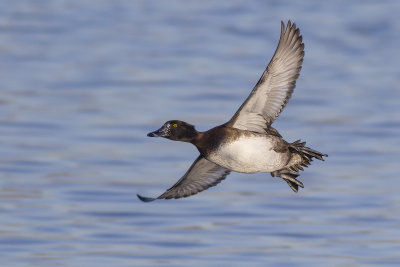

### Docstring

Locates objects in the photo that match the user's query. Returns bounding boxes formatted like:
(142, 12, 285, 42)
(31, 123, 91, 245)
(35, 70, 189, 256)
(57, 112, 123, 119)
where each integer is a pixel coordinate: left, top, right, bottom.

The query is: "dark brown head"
(147, 120, 198, 142)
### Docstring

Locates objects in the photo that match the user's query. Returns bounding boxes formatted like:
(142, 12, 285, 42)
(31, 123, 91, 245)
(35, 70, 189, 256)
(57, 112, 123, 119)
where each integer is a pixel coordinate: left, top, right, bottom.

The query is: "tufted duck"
(138, 21, 327, 202)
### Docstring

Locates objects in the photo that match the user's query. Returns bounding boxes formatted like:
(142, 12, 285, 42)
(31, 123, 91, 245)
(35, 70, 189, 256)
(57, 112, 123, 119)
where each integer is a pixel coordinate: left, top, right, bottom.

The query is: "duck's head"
(147, 120, 198, 142)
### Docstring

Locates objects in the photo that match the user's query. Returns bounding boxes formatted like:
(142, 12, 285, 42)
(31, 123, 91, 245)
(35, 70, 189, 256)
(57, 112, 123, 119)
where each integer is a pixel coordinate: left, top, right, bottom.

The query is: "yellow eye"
(173, 123, 178, 128)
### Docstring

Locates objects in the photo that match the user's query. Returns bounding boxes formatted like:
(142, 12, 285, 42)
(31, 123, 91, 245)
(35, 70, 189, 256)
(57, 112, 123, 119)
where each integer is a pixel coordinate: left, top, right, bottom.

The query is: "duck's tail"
(289, 140, 328, 169)
(271, 140, 327, 192)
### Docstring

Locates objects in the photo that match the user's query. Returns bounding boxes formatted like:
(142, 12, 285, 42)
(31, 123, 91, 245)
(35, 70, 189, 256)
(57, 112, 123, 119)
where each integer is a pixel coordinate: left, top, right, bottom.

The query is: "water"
(0, 0, 399, 266)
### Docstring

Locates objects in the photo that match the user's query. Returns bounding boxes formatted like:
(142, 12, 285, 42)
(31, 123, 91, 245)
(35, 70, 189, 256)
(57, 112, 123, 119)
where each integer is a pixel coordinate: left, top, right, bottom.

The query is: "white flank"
(207, 135, 289, 173)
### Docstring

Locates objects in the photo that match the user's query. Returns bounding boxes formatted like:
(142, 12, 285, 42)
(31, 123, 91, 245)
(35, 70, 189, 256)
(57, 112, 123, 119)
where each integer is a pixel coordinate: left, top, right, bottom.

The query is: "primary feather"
(227, 20, 305, 133)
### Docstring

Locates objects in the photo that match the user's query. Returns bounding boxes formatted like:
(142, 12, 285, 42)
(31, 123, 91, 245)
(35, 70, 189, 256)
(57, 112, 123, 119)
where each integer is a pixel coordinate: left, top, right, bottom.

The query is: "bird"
(138, 20, 327, 202)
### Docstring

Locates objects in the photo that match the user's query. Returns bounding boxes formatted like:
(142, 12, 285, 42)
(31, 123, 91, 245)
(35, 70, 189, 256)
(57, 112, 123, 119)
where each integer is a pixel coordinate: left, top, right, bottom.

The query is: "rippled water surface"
(1, 1, 400, 266)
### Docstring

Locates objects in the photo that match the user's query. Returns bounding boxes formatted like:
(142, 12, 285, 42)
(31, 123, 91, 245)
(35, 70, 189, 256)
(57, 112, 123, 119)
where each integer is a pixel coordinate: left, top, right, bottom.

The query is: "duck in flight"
(138, 21, 327, 202)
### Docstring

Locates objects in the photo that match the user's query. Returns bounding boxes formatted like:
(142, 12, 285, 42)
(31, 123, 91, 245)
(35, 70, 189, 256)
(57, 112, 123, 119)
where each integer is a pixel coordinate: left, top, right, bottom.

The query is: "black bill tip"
(147, 132, 157, 137)
(147, 128, 165, 137)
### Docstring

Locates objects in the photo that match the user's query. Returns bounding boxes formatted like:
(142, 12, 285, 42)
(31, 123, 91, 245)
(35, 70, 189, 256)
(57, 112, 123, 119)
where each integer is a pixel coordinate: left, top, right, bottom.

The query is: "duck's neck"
(174, 129, 201, 144)
(190, 131, 209, 156)
(189, 131, 203, 144)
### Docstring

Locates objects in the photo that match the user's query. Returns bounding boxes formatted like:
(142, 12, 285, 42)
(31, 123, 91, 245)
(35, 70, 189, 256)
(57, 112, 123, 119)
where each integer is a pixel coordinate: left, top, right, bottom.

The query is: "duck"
(138, 21, 327, 202)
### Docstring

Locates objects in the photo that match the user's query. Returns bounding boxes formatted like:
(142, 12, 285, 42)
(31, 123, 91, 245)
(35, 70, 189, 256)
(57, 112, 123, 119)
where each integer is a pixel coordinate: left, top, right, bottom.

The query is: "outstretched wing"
(137, 156, 230, 202)
(226, 21, 304, 133)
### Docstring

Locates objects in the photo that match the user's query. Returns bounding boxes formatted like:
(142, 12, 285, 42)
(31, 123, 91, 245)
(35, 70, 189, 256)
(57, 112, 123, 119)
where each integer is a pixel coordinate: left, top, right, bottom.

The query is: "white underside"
(207, 135, 289, 173)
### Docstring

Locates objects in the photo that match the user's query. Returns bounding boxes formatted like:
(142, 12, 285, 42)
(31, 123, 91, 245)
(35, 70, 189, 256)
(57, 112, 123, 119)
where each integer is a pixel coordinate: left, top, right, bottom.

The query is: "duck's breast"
(207, 135, 289, 173)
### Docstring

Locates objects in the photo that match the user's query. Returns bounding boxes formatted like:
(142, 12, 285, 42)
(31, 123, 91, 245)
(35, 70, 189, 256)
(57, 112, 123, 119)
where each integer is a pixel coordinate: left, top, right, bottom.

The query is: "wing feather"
(227, 21, 304, 133)
(137, 156, 230, 202)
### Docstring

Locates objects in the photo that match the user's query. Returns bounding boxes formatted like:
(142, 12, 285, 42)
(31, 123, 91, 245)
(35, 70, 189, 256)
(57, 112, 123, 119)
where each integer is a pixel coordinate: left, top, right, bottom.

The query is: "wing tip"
(137, 193, 157, 202)
(281, 19, 301, 33)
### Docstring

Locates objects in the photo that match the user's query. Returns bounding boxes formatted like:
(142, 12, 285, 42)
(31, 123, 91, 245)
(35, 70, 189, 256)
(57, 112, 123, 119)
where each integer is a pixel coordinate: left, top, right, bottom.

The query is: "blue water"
(0, 1, 400, 266)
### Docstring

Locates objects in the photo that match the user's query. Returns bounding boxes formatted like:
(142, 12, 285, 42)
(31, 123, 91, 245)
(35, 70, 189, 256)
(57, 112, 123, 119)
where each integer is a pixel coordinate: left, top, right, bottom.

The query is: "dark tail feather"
(272, 141, 326, 193)
(289, 140, 327, 165)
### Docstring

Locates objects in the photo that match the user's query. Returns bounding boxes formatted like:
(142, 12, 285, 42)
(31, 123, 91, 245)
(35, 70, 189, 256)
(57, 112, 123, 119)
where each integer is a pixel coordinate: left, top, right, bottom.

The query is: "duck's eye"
(173, 123, 178, 128)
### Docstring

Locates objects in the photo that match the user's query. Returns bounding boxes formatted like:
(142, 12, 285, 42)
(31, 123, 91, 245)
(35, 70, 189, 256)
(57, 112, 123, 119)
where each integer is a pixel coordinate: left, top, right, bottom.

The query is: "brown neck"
(191, 131, 213, 156)
(173, 129, 199, 144)
(189, 131, 203, 145)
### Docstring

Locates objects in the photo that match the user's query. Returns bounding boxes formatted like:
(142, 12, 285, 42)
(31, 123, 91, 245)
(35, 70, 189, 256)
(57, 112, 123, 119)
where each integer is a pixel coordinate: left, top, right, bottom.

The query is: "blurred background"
(0, 0, 399, 266)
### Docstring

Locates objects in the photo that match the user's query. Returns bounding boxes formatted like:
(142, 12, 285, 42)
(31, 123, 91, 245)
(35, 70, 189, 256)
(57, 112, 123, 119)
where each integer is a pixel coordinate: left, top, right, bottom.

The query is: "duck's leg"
(271, 169, 304, 192)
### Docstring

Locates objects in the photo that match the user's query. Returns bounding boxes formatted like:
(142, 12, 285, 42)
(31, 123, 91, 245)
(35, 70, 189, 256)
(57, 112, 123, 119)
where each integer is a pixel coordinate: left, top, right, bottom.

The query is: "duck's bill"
(147, 127, 168, 137)
(147, 130, 161, 137)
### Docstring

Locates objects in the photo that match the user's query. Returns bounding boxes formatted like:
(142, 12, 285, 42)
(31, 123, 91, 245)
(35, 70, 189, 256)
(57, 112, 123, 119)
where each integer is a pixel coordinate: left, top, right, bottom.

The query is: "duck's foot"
(271, 169, 304, 193)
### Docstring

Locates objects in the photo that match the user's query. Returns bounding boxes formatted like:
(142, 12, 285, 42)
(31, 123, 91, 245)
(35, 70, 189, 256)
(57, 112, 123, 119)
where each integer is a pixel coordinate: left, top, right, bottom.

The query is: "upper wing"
(226, 21, 304, 133)
(137, 156, 230, 202)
